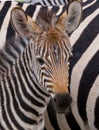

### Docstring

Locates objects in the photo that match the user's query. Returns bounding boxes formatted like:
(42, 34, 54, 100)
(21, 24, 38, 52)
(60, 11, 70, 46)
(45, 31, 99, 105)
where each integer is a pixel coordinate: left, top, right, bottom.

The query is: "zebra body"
(0, 0, 99, 130)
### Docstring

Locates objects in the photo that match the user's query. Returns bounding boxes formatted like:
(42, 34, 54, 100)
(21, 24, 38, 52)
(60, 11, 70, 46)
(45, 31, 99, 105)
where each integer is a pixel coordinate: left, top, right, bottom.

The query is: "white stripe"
(56, 5, 64, 16)
(22, 2, 30, 10)
(44, 0, 52, 6)
(0, 1, 5, 11)
(54, 0, 60, 5)
(86, 76, 99, 130)
(70, 8, 99, 47)
(83, 0, 88, 2)
(32, 5, 41, 21)
(83, 0, 97, 10)
(30, 0, 44, 5)
(70, 35, 99, 129)
(56, 113, 71, 130)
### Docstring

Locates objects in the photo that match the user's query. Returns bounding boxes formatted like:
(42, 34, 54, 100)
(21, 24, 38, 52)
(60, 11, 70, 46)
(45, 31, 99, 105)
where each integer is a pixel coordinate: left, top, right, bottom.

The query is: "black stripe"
(78, 51, 99, 121)
(25, 5, 36, 17)
(0, 1, 11, 29)
(6, 22, 15, 42)
(70, 15, 99, 74)
(63, 0, 67, 4)
(58, 0, 62, 5)
(17, 2, 23, 7)
(94, 96, 99, 129)
(52, 6, 59, 15)
(47, 101, 60, 130)
(42, 0, 47, 5)
(50, 0, 56, 5)
(38, 6, 48, 19)
(66, 110, 81, 130)
(46, 0, 52, 5)
(44, 127, 47, 130)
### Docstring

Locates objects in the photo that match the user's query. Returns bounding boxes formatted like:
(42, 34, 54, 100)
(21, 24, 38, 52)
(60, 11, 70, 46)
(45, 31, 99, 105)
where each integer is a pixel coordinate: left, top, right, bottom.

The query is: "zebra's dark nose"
(52, 93, 72, 113)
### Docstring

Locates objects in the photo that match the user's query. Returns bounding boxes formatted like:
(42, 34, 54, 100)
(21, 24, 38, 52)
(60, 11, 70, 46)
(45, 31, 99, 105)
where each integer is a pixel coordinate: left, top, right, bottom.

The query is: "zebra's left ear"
(10, 6, 42, 38)
(66, 1, 82, 33)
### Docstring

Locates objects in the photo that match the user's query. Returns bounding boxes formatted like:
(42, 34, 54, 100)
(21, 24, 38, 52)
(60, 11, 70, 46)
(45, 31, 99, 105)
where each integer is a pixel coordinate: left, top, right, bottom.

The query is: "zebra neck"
(0, 37, 32, 76)
(0, 36, 50, 100)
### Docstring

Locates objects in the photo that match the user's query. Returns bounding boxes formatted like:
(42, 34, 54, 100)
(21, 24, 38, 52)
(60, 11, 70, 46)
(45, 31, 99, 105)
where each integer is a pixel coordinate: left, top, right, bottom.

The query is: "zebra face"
(33, 29, 73, 113)
(11, 2, 82, 113)
(33, 28, 72, 93)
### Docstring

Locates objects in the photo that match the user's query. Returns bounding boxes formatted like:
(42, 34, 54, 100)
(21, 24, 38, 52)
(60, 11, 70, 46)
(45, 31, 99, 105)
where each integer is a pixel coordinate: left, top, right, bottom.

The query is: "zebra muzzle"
(52, 93, 72, 113)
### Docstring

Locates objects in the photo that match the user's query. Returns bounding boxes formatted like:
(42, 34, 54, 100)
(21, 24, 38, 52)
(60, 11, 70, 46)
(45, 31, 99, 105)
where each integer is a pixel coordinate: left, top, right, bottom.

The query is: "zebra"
(0, 0, 99, 130)
(0, 1, 82, 130)
(16, 0, 69, 6)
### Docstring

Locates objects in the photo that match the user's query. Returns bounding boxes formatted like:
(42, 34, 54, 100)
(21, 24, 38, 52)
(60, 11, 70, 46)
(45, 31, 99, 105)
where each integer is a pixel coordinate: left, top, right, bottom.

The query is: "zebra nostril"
(53, 96, 58, 105)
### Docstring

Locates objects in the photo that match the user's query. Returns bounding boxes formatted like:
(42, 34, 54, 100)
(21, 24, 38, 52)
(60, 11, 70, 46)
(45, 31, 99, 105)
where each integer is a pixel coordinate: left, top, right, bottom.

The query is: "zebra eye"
(37, 58, 45, 65)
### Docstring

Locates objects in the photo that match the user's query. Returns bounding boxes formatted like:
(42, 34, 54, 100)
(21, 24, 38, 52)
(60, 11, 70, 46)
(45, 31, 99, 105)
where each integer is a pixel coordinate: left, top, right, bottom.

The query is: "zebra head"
(11, 1, 82, 113)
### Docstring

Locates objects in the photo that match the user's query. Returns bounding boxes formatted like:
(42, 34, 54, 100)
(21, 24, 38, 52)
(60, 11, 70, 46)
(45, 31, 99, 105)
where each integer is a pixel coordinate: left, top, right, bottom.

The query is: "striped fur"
(44, 0, 99, 130)
(0, 0, 99, 130)
(0, 1, 76, 130)
(16, 0, 69, 6)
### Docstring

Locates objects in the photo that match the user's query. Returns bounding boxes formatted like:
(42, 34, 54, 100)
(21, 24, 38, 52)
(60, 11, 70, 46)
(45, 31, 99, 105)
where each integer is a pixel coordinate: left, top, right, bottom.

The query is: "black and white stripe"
(0, 0, 99, 130)
(0, 2, 69, 130)
(0, 1, 67, 49)
(16, 0, 68, 6)
(0, 34, 53, 130)
(44, 0, 99, 130)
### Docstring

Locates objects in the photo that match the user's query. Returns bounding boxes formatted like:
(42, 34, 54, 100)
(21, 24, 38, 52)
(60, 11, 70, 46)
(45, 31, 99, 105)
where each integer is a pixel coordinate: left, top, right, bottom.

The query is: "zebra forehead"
(35, 5, 68, 29)
(35, 27, 70, 49)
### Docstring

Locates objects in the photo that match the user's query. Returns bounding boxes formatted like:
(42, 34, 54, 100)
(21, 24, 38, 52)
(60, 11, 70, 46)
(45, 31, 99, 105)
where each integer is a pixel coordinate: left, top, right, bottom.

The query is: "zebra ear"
(56, 1, 82, 34)
(66, 1, 82, 33)
(11, 6, 41, 38)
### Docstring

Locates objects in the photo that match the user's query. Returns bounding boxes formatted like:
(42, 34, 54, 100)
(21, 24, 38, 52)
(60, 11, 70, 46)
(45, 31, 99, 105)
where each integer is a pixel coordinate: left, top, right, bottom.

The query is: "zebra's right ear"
(11, 6, 41, 38)
(56, 1, 82, 34)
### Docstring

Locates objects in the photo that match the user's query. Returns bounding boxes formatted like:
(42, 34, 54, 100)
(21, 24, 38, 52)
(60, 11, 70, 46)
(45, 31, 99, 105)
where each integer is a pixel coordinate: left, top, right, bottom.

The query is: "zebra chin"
(51, 93, 72, 113)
